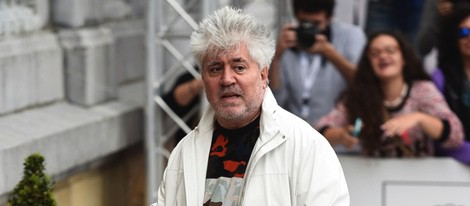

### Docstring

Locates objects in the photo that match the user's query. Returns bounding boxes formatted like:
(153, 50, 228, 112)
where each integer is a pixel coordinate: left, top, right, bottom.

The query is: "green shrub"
(8, 153, 57, 206)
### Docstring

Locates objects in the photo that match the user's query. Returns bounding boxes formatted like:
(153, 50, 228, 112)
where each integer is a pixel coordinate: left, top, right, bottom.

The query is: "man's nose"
(220, 68, 236, 86)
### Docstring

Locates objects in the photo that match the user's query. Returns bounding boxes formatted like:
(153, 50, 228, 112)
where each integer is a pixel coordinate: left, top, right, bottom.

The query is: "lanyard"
(299, 52, 321, 119)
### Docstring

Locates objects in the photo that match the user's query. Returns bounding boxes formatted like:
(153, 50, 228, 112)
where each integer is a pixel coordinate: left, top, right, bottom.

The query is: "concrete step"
(0, 100, 143, 199)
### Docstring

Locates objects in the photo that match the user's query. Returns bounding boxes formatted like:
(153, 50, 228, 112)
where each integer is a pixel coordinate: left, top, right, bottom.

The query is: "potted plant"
(8, 153, 57, 206)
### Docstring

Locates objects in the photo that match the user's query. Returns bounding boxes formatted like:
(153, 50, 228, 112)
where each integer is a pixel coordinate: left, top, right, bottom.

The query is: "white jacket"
(155, 88, 349, 206)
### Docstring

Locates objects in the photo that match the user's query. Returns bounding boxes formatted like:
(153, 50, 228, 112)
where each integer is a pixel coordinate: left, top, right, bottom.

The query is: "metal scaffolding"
(145, 0, 288, 204)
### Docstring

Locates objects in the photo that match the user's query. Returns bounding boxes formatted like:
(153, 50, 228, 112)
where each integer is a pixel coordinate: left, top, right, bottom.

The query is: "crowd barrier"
(339, 156, 470, 206)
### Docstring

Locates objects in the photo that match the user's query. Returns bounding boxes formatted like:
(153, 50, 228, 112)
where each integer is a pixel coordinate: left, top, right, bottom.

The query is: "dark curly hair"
(437, 4, 470, 138)
(292, 0, 335, 18)
(343, 30, 430, 155)
(438, 4, 470, 94)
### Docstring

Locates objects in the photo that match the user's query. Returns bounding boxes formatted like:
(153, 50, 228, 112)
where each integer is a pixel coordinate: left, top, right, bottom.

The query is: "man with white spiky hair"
(154, 6, 349, 206)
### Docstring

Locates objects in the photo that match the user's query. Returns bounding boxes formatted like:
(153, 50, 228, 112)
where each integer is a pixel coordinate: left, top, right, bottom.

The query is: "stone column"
(0, 32, 64, 115)
(59, 27, 117, 106)
(104, 19, 145, 84)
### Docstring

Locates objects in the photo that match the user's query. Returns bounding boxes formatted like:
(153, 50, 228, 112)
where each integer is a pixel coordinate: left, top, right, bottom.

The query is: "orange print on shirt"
(223, 160, 246, 177)
(210, 135, 228, 157)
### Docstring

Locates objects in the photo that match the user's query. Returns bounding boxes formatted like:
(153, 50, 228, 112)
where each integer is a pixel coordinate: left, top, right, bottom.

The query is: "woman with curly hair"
(315, 31, 464, 157)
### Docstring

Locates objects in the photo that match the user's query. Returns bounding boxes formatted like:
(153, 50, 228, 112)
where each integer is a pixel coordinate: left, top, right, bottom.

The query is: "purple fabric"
(431, 68, 445, 93)
(431, 68, 470, 164)
(436, 141, 470, 165)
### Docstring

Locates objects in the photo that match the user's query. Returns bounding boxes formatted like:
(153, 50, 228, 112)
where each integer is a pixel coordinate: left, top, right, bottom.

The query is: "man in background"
(269, 0, 366, 125)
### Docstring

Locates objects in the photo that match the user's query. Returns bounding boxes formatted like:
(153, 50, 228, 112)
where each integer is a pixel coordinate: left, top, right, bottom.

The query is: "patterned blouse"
(315, 81, 464, 157)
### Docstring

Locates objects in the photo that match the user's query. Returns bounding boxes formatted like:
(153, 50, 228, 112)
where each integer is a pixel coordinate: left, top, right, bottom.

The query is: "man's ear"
(261, 66, 269, 87)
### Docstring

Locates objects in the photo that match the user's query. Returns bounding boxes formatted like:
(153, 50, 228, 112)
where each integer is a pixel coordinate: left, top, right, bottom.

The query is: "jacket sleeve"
(416, 81, 464, 148)
(416, 0, 439, 57)
(156, 167, 168, 205)
(296, 132, 350, 205)
(156, 140, 186, 206)
(314, 101, 350, 129)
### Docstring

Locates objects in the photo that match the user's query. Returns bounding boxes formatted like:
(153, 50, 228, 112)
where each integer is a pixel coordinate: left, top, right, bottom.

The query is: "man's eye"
(209, 67, 222, 73)
(234, 66, 246, 73)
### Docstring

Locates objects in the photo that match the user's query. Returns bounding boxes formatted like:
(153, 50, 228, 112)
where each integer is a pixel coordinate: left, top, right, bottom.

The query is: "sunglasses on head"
(458, 27, 470, 38)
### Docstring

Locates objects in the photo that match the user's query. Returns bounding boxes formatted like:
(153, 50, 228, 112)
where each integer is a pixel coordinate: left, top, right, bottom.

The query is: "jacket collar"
(259, 87, 283, 142)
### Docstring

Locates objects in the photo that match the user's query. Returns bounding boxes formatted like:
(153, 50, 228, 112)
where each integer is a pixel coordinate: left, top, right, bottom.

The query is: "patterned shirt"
(204, 116, 260, 205)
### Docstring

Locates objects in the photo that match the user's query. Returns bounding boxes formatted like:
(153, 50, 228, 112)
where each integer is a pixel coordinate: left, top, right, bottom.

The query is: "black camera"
(294, 21, 321, 49)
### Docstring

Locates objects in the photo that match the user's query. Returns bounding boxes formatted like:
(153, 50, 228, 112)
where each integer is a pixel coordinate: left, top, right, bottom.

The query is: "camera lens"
(296, 22, 320, 49)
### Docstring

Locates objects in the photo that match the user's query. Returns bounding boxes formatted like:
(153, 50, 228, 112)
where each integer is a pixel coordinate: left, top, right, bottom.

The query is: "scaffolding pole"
(145, 0, 159, 204)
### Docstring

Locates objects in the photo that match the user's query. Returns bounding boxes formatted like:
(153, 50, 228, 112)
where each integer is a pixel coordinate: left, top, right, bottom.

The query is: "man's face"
(295, 10, 330, 31)
(201, 45, 268, 129)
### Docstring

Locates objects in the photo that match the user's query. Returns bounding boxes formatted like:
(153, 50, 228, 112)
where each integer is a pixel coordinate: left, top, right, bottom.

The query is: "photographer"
(269, 0, 366, 124)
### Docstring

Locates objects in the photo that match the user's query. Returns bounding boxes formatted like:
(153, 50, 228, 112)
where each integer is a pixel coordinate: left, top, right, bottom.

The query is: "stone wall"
(0, 0, 147, 203)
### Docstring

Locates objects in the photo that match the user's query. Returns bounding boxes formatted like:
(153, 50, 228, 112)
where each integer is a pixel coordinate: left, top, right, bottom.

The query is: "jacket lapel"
(250, 88, 288, 167)
(182, 106, 214, 205)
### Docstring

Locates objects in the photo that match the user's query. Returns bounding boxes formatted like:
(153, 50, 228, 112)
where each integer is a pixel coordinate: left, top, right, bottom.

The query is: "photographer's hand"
(323, 126, 359, 149)
(276, 23, 297, 55)
(307, 34, 331, 54)
(307, 34, 356, 83)
(269, 23, 297, 90)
